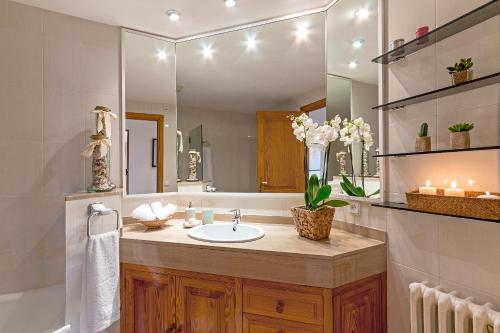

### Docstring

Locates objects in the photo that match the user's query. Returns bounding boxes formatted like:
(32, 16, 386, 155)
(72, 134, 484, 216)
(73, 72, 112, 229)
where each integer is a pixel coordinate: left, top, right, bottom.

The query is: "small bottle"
(185, 201, 196, 222)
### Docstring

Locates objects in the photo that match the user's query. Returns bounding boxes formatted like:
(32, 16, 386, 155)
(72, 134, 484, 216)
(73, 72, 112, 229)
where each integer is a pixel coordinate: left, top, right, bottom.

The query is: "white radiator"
(410, 282, 500, 333)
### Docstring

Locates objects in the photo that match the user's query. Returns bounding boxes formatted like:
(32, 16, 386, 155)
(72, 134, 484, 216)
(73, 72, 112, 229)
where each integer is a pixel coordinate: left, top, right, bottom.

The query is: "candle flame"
(486, 191, 490, 195)
(425, 180, 432, 187)
(451, 180, 457, 189)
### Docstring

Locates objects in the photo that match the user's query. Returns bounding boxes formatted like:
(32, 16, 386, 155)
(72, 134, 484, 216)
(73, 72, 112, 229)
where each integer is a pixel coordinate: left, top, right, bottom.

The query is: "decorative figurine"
(186, 149, 201, 182)
(81, 106, 117, 192)
(375, 148, 381, 177)
(336, 151, 347, 176)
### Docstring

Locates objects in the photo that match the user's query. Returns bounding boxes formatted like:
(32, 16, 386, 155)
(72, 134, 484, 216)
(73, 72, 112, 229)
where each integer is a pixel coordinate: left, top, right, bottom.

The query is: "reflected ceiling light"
(349, 60, 359, 68)
(246, 36, 257, 50)
(295, 23, 310, 41)
(352, 39, 364, 48)
(156, 50, 167, 61)
(202, 45, 214, 58)
(355, 8, 370, 20)
(166, 9, 181, 21)
(224, 0, 237, 7)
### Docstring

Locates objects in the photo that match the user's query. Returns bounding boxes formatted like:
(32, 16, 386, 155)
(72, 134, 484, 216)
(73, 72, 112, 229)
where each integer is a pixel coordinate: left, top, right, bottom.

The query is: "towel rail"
(87, 202, 120, 237)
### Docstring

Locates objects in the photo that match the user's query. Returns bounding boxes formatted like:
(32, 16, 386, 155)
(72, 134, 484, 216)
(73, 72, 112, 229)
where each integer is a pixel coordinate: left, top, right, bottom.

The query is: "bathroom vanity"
(120, 220, 387, 333)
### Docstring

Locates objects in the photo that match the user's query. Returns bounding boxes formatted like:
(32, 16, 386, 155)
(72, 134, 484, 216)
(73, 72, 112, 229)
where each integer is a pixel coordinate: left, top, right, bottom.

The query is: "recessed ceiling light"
(202, 45, 214, 58)
(156, 50, 167, 61)
(295, 24, 309, 42)
(349, 60, 358, 68)
(166, 9, 181, 21)
(352, 39, 364, 48)
(224, 0, 237, 7)
(246, 36, 257, 50)
(355, 8, 370, 20)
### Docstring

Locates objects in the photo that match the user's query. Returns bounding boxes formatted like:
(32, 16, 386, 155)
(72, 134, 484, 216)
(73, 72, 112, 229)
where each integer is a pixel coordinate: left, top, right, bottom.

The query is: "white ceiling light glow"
(295, 23, 310, 42)
(352, 39, 364, 48)
(156, 50, 167, 61)
(202, 45, 214, 58)
(246, 35, 258, 50)
(354, 8, 370, 20)
(166, 9, 181, 21)
(224, 0, 237, 8)
(349, 60, 358, 68)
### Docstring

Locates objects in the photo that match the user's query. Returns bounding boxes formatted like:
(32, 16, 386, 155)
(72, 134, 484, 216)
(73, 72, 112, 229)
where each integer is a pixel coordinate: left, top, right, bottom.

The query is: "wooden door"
(176, 274, 238, 333)
(332, 273, 386, 333)
(121, 265, 176, 333)
(243, 314, 323, 333)
(256, 111, 305, 193)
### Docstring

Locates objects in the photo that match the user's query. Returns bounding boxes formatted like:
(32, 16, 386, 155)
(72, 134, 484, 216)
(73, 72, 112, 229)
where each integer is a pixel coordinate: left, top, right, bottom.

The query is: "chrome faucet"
(230, 209, 241, 231)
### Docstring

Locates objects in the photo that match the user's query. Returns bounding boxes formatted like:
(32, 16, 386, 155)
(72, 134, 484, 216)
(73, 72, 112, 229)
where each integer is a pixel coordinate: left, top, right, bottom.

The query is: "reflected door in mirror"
(257, 111, 305, 193)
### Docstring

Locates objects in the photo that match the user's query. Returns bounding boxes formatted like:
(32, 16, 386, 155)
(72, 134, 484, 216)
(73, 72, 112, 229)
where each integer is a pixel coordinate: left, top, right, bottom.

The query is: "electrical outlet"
(350, 202, 361, 216)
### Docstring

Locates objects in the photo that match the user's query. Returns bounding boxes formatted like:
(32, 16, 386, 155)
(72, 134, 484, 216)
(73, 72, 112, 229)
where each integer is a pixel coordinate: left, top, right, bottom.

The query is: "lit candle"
(419, 180, 437, 195)
(444, 180, 465, 197)
(477, 191, 500, 200)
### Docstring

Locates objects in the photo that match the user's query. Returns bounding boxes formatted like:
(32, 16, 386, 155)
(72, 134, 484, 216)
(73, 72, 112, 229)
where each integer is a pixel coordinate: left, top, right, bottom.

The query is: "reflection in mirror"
(176, 13, 326, 193)
(326, 0, 380, 198)
(123, 31, 177, 194)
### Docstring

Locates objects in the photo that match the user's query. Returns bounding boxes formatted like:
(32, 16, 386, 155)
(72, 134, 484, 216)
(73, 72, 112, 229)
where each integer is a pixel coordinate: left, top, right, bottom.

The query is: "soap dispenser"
(185, 201, 196, 221)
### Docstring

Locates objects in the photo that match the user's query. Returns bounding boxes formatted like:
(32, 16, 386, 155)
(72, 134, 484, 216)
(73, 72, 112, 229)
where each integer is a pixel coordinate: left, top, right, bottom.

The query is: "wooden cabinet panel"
(176, 275, 238, 333)
(121, 266, 176, 333)
(243, 280, 324, 325)
(333, 274, 386, 333)
(243, 314, 323, 333)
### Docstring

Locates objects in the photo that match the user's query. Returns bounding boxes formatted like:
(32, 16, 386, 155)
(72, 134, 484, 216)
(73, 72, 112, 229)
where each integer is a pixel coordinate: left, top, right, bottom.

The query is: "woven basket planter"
(451, 70, 472, 85)
(450, 131, 470, 149)
(291, 206, 335, 240)
(406, 190, 500, 220)
(415, 136, 431, 152)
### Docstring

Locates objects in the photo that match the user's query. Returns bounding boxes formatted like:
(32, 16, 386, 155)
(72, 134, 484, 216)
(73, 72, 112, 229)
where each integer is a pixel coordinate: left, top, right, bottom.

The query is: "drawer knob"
(276, 300, 285, 313)
(278, 329, 285, 333)
(166, 323, 176, 333)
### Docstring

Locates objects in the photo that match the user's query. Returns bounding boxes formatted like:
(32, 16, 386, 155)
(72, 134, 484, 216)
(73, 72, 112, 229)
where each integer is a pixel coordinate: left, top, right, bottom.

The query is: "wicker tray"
(406, 190, 500, 220)
(139, 218, 171, 229)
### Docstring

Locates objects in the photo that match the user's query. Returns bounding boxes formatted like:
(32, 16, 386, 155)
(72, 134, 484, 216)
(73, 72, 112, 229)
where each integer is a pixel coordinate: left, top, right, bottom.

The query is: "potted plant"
(415, 122, 431, 152)
(291, 174, 348, 240)
(447, 58, 473, 85)
(448, 123, 474, 149)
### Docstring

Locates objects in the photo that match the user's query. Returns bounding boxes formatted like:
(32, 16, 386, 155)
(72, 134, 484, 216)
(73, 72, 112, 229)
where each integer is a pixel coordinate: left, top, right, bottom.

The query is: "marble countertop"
(120, 220, 387, 288)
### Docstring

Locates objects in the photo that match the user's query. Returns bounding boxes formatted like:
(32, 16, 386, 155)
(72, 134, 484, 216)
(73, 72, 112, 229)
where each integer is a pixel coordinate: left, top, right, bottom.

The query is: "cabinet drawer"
(243, 282, 324, 325)
(243, 314, 323, 333)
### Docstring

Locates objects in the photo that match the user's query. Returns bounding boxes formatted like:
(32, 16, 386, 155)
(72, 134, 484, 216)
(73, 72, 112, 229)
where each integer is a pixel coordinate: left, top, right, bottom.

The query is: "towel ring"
(87, 202, 120, 238)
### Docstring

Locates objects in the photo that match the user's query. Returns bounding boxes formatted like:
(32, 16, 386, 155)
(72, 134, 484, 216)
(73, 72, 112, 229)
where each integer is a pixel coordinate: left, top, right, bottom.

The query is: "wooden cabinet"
(333, 274, 387, 333)
(121, 264, 386, 333)
(176, 275, 238, 333)
(121, 266, 176, 333)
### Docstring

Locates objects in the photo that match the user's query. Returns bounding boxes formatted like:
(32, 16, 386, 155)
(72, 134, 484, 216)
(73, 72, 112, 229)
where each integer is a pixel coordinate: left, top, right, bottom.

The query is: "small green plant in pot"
(415, 122, 431, 152)
(447, 58, 473, 85)
(291, 175, 349, 241)
(448, 123, 474, 149)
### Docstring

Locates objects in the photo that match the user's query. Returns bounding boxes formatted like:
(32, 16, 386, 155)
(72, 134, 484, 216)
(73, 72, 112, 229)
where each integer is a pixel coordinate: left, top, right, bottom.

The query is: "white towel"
(80, 230, 120, 333)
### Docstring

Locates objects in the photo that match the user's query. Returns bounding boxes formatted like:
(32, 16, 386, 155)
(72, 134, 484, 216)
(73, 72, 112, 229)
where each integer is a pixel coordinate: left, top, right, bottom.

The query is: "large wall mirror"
(123, 31, 178, 195)
(122, 2, 380, 196)
(176, 13, 326, 193)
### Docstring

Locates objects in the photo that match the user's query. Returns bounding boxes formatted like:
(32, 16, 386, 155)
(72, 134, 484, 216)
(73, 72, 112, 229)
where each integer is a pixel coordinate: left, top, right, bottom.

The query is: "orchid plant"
(289, 113, 378, 198)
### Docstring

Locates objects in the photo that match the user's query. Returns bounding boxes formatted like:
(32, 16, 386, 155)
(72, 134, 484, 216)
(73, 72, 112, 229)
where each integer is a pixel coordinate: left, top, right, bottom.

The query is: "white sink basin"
(187, 223, 265, 243)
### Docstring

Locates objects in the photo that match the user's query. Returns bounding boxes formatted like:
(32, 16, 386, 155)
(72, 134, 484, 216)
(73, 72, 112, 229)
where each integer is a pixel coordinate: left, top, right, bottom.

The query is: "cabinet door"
(243, 314, 323, 333)
(122, 265, 176, 333)
(176, 275, 237, 333)
(332, 273, 386, 333)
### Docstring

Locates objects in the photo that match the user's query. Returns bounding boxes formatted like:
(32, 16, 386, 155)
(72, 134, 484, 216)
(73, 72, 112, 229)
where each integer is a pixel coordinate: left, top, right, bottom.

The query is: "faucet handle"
(230, 208, 241, 219)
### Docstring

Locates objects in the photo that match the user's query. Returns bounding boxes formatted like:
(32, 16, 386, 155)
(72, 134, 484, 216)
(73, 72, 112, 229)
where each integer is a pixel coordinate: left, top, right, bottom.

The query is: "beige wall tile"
(83, 43, 120, 95)
(388, 210, 440, 275)
(0, 0, 43, 33)
(436, 0, 491, 25)
(439, 278, 500, 310)
(438, 215, 500, 298)
(387, 262, 439, 333)
(386, 0, 435, 45)
(43, 36, 84, 92)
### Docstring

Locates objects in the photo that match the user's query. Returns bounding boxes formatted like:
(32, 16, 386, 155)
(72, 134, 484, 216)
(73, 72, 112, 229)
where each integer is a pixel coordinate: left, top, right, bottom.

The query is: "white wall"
(382, 0, 500, 331)
(0, 0, 121, 298)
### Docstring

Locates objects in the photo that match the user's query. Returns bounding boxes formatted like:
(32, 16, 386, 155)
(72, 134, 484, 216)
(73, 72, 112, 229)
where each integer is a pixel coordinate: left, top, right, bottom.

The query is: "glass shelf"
(372, 0, 500, 64)
(373, 145, 500, 158)
(372, 202, 500, 223)
(372, 72, 500, 111)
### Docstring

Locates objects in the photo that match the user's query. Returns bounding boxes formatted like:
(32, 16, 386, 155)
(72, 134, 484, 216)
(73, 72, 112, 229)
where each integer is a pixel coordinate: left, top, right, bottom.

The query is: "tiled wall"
(383, 0, 500, 331)
(0, 0, 121, 297)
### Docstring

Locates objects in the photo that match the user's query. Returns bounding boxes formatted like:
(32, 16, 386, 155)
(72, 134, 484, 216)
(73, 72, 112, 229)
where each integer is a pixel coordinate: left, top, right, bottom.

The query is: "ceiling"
(176, 13, 326, 113)
(12, 0, 332, 39)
